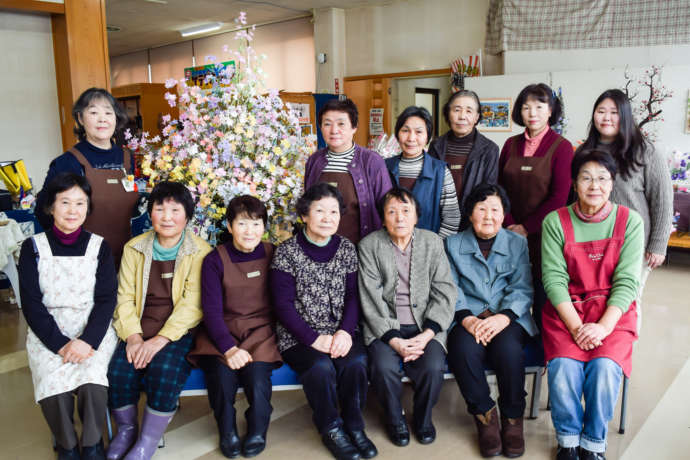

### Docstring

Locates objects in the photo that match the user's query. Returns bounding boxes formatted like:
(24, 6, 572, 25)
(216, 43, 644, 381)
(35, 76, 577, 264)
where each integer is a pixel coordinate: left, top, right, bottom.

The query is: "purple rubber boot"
(123, 406, 174, 460)
(107, 405, 139, 460)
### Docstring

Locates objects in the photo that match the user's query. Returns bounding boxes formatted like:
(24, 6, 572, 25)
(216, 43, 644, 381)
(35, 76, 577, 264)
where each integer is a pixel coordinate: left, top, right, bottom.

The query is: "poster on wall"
(287, 102, 311, 124)
(477, 98, 512, 132)
(369, 108, 384, 135)
(183, 60, 236, 89)
(685, 90, 690, 134)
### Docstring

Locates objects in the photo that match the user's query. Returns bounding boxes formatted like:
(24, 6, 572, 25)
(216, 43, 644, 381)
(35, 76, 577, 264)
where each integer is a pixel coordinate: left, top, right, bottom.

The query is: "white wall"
(110, 17, 316, 93)
(0, 11, 62, 190)
(393, 75, 452, 135)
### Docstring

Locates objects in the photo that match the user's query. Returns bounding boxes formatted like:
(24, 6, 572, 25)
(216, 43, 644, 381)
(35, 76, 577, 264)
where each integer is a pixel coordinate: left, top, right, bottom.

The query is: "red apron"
(542, 206, 638, 377)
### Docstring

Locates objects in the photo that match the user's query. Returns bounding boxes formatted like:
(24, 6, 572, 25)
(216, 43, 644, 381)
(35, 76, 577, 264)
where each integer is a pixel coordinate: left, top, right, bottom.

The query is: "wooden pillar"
(52, 0, 111, 150)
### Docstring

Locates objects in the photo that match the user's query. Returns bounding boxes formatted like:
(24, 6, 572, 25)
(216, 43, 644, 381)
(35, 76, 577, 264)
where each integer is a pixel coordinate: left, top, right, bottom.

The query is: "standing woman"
(19, 173, 118, 460)
(386, 106, 461, 238)
(304, 98, 392, 245)
(579, 89, 673, 325)
(39, 88, 139, 266)
(107, 181, 211, 460)
(429, 90, 500, 208)
(270, 184, 376, 460)
(499, 83, 574, 328)
(188, 195, 281, 458)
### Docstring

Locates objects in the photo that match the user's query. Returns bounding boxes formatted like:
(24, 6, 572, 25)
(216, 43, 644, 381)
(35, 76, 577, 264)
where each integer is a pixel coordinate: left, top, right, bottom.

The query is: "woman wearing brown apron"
(188, 196, 281, 459)
(541, 151, 643, 460)
(498, 83, 574, 329)
(39, 88, 139, 267)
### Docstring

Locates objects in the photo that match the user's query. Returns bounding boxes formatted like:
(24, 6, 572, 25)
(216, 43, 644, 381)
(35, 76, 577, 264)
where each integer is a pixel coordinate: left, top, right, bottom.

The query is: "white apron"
(26, 232, 118, 402)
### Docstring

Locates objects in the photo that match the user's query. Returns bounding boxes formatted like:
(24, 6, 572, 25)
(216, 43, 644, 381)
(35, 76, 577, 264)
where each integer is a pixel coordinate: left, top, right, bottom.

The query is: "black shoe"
(347, 430, 377, 458)
(57, 445, 81, 460)
(321, 426, 361, 460)
(556, 445, 579, 460)
(579, 447, 605, 460)
(242, 434, 266, 458)
(220, 432, 241, 458)
(82, 440, 105, 460)
(414, 423, 436, 445)
(385, 421, 410, 447)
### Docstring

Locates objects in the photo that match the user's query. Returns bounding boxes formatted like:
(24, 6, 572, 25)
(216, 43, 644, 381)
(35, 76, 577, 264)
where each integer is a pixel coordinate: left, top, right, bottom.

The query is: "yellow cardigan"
(112, 230, 212, 342)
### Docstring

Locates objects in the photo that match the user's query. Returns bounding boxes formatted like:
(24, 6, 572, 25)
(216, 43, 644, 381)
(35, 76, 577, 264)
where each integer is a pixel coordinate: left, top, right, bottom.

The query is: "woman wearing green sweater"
(541, 150, 643, 460)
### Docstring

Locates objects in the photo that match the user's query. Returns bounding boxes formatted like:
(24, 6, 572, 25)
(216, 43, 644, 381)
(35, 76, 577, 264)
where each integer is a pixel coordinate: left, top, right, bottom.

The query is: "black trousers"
(367, 324, 446, 430)
(39, 383, 108, 450)
(532, 278, 547, 332)
(282, 334, 368, 434)
(199, 358, 274, 437)
(446, 321, 527, 419)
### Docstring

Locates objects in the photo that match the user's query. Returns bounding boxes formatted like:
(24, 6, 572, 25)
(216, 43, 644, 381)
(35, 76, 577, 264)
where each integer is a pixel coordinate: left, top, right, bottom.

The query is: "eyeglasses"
(577, 175, 612, 186)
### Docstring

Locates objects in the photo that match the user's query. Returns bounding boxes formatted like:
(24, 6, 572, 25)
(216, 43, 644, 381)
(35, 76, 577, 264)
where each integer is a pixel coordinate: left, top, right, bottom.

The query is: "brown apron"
(141, 260, 175, 339)
(319, 171, 361, 244)
(187, 242, 281, 367)
(445, 153, 469, 204)
(398, 177, 417, 191)
(70, 147, 139, 267)
(501, 134, 564, 277)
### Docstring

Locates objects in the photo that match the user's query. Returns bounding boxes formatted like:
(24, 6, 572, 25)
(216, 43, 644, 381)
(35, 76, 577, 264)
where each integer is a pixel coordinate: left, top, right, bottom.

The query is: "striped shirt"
(322, 145, 355, 173)
(399, 154, 461, 238)
(446, 130, 474, 157)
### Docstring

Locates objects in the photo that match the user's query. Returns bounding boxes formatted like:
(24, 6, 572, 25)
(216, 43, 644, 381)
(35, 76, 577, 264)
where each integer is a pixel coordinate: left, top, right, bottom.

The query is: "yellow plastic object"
(0, 160, 32, 195)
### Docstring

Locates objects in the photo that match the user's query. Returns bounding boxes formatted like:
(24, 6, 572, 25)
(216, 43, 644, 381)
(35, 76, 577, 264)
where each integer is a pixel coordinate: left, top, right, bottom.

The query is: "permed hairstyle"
(72, 88, 128, 141)
(460, 183, 510, 231)
(147, 181, 195, 221)
(317, 97, 359, 128)
(42, 172, 93, 218)
(296, 183, 346, 218)
(511, 83, 562, 127)
(226, 195, 268, 226)
(571, 149, 618, 183)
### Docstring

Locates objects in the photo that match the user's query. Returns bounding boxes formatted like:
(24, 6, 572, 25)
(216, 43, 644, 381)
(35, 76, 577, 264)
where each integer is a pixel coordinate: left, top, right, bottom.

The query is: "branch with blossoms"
(622, 65, 673, 141)
(126, 12, 316, 244)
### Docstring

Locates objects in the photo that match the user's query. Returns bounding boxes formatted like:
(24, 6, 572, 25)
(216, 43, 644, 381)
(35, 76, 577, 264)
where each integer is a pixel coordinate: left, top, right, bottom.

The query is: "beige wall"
(110, 17, 316, 92)
(345, 0, 493, 77)
(393, 76, 451, 136)
(0, 11, 63, 190)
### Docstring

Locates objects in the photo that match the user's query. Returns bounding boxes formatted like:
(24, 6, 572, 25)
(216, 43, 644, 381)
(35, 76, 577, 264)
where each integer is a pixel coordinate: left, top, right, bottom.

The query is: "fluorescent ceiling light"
(180, 22, 222, 37)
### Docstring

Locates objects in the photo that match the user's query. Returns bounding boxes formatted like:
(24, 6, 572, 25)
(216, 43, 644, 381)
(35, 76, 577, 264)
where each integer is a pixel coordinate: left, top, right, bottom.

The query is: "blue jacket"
(444, 228, 537, 336)
(386, 153, 446, 233)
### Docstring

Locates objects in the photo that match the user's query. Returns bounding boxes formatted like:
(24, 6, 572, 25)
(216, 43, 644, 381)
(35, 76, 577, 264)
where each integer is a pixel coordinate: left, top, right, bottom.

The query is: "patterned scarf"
(573, 200, 613, 223)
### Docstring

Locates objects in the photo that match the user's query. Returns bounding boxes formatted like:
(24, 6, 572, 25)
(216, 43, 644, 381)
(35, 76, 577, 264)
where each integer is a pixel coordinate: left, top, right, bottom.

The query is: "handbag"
(0, 160, 32, 195)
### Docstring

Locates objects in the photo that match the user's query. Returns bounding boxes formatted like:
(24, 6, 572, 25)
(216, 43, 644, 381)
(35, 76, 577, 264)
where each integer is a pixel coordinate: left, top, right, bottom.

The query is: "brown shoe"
(500, 415, 525, 458)
(473, 407, 501, 457)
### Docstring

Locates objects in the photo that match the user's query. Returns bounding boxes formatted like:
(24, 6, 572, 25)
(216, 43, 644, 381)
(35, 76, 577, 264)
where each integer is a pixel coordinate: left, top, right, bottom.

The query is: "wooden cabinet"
(112, 83, 178, 139)
(343, 78, 392, 146)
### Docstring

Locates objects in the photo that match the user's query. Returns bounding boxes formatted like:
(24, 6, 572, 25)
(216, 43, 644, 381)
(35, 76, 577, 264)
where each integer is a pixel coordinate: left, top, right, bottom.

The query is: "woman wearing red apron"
(541, 151, 644, 460)
(498, 83, 574, 330)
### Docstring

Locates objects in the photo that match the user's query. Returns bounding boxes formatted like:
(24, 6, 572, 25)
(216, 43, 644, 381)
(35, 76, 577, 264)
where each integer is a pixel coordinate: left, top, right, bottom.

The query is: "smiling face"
(575, 161, 614, 212)
(469, 194, 504, 240)
(397, 116, 428, 158)
(78, 97, 116, 149)
(520, 96, 552, 136)
(302, 196, 341, 242)
(448, 95, 480, 138)
(383, 196, 418, 241)
(320, 110, 357, 153)
(228, 213, 265, 253)
(151, 198, 188, 243)
(593, 97, 620, 143)
(50, 186, 89, 234)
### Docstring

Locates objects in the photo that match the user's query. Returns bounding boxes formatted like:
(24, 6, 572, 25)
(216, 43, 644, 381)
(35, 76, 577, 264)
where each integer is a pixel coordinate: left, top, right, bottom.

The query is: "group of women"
(20, 83, 671, 460)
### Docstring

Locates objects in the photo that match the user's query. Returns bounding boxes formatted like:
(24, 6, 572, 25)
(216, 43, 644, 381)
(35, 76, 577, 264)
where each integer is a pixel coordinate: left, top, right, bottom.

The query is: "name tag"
(247, 270, 261, 278)
(520, 166, 533, 172)
(107, 178, 119, 184)
(328, 182, 338, 188)
(161, 272, 173, 279)
(450, 164, 463, 170)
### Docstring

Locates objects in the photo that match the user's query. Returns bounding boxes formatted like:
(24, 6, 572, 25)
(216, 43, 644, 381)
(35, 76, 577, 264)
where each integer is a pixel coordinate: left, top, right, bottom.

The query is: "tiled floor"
(1, 253, 689, 460)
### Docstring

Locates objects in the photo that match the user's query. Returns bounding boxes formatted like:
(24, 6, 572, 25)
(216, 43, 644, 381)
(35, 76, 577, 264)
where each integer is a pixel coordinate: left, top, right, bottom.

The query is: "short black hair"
(42, 172, 93, 219)
(72, 88, 128, 141)
(226, 195, 268, 226)
(443, 90, 483, 125)
(511, 83, 562, 127)
(571, 149, 618, 182)
(296, 183, 346, 218)
(317, 98, 359, 128)
(460, 183, 510, 231)
(394, 106, 433, 142)
(147, 181, 195, 221)
(377, 187, 421, 221)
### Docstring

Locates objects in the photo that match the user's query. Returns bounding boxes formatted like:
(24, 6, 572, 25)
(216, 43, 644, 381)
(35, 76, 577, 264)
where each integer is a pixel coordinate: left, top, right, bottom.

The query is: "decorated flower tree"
(127, 12, 315, 244)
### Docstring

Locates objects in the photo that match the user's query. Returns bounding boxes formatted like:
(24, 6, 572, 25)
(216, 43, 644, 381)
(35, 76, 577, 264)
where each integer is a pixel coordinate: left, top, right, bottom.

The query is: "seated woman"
(19, 173, 118, 460)
(541, 150, 643, 460)
(270, 183, 376, 460)
(358, 187, 456, 447)
(107, 181, 212, 460)
(444, 183, 537, 458)
(188, 195, 281, 458)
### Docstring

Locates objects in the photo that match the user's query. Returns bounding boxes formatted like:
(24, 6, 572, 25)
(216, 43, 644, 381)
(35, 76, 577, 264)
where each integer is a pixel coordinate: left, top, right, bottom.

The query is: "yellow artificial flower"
(273, 146, 282, 155)
(281, 139, 290, 149)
